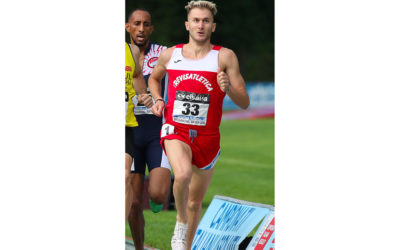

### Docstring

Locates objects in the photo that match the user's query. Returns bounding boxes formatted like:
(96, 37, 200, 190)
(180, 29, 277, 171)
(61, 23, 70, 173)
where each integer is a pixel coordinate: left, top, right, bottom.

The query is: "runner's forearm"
(227, 85, 250, 109)
(148, 76, 163, 101)
(133, 72, 147, 95)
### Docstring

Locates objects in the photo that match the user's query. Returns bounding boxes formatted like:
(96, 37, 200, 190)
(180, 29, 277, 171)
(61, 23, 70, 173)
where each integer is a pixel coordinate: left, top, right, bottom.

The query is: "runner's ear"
(212, 22, 216, 32)
(125, 22, 130, 32)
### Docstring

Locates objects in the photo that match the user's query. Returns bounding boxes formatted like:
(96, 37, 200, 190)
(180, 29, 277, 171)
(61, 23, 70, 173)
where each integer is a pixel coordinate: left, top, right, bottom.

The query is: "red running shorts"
(160, 123, 221, 170)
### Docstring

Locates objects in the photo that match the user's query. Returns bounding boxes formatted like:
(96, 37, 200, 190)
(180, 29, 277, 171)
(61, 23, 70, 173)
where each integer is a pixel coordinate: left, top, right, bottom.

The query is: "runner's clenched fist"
(217, 67, 230, 93)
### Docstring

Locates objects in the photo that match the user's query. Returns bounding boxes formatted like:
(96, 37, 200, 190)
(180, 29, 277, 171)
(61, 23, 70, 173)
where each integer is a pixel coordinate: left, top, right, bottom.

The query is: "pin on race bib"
(172, 91, 210, 126)
(161, 123, 175, 138)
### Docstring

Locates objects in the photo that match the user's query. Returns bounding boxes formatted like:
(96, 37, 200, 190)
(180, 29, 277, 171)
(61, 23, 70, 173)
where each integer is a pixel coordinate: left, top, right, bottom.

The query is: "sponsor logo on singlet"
(176, 91, 210, 103)
(143, 44, 166, 75)
(173, 73, 213, 92)
(147, 57, 158, 69)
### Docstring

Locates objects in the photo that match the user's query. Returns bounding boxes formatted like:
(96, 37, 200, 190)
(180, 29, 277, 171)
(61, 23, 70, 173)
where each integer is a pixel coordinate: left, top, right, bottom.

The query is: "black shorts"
(125, 126, 135, 158)
(131, 126, 170, 174)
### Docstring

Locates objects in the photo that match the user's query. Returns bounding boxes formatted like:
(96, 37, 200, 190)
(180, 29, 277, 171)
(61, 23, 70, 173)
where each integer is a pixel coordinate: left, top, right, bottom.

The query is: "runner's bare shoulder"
(218, 47, 237, 68)
(157, 46, 176, 67)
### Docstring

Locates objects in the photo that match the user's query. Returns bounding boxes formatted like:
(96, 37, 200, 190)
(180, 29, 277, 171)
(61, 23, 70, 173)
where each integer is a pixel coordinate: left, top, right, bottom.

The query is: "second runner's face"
(185, 8, 216, 43)
(126, 10, 154, 47)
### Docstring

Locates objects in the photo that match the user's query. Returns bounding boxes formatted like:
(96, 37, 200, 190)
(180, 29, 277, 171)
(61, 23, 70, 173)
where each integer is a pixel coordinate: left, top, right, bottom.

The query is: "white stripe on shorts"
(130, 160, 135, 172)
(160, 150, 171, 171)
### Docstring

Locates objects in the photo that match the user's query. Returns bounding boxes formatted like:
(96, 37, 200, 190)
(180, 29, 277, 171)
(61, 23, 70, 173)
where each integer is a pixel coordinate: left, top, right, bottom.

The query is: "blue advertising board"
(191, 195, 274, 250)
(223, 82, 274, 111)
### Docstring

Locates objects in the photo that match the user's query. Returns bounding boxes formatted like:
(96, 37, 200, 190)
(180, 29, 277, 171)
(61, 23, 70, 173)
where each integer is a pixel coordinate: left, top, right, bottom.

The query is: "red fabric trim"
(212, 45, 222, 51)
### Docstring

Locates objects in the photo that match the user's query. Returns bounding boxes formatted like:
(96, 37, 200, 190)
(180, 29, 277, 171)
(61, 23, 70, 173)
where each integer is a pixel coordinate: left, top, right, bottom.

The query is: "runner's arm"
(131, 45, 146, 94)
(131, 44, 152, 108)
(218, 48, 250, 109)
(148, 47, 173, 116)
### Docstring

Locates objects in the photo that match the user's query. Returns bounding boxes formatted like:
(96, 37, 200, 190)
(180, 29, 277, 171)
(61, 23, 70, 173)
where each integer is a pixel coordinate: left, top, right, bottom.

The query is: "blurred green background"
(125, 0, 274, 82)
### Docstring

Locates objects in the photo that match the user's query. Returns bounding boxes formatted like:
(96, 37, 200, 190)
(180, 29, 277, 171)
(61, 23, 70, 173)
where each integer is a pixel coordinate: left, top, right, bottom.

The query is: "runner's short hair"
(126, 8, 152, 23)
(185, 0, 217, 16)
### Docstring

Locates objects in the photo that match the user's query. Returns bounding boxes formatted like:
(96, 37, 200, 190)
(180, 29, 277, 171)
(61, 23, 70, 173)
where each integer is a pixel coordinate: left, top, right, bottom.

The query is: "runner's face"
(185, 8, 216, 43)
(127, 10, 153, 47)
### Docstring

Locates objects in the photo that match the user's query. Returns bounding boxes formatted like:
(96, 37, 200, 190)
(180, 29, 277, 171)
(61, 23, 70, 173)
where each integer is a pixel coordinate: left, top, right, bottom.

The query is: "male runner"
(125, 9, 172, 250)
(148, 1, 250, 249)
(125, 41, 153, 220)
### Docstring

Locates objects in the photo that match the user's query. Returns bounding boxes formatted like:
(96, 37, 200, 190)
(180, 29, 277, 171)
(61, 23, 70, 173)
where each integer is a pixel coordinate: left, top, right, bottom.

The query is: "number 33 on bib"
(172, 91, 210, 126)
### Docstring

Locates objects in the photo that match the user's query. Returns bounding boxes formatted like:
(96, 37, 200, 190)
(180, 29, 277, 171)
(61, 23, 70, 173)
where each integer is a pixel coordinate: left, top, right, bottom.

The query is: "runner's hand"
(217, 67, 230, 93)
(138, 94, 153, 108)
(151, 99, 164, 117)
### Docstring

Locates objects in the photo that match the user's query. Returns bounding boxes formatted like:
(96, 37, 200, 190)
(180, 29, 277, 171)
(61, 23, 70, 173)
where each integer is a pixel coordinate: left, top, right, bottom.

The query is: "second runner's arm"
(148, 47, 174, 117)
(131, 44, 153, 108)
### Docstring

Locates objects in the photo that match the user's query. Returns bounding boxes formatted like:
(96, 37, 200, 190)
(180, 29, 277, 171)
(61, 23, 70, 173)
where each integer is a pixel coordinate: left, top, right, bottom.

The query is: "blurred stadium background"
(126, 0, 274, 248)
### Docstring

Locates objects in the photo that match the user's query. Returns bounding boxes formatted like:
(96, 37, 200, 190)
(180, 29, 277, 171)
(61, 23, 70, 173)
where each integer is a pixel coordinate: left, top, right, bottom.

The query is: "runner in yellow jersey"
(125, 42, 139, 127)
(125, 42, 153, 220)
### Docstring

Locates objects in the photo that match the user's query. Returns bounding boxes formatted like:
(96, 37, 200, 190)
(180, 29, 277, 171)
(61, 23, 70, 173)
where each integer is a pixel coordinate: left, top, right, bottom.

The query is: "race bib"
(172, 91, 210, 126)
(161, 123, 175, 138)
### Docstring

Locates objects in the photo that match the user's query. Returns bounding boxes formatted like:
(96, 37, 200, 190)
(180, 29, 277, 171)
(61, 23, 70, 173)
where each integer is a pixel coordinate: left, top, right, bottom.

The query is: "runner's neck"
(182, 43, 213, 60)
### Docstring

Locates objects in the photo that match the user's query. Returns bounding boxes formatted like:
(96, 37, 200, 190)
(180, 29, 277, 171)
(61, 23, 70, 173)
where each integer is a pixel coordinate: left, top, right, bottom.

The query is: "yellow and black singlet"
(125, 42, 138, 127)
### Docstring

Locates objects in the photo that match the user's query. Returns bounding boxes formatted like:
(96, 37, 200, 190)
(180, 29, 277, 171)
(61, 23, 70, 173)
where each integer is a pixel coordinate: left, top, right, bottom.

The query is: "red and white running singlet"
(164, 44, 226, 131)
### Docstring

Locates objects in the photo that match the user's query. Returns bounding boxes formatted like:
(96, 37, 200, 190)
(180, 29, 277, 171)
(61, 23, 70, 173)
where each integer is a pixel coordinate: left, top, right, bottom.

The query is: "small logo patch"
(125, 66, 132, 72)
(147, 57, 158, 69)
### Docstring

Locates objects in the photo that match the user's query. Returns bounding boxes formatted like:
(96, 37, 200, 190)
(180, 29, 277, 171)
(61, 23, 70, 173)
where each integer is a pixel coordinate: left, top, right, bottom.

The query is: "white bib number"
(161, 123, 175, 138)
(172, 91, 210, 126)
